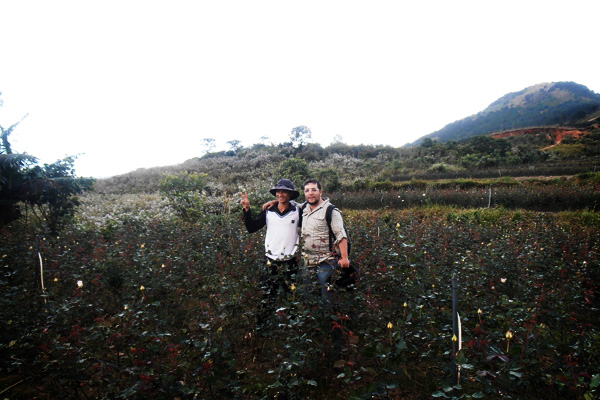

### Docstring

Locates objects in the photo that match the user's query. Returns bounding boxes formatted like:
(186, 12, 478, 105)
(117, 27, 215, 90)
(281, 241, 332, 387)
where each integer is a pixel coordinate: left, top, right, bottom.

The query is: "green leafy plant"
(1, 194, 599, 398)
(159, 172, 208, 219)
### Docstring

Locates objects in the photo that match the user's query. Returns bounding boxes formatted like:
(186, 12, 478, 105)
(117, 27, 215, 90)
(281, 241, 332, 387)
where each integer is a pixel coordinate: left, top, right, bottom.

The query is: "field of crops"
(1, 192, 599, 399)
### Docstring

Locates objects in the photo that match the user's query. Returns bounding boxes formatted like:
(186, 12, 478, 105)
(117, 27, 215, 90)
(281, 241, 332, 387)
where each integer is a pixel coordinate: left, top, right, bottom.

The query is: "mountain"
(411, 82, 600, 145)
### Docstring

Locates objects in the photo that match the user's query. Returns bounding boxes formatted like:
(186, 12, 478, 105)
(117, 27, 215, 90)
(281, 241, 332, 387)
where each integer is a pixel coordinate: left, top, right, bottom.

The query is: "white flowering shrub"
(309, 153, 364, 178)
(74, 193, 177, 230)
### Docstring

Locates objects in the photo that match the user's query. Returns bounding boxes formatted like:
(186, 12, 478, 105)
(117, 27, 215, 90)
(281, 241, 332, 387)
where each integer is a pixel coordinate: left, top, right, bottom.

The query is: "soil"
(491, 127, 587, 150)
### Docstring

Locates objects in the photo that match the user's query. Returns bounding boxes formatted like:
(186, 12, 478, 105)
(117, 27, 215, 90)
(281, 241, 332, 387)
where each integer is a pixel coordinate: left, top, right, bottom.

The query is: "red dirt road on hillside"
(492, 127, 587, 149)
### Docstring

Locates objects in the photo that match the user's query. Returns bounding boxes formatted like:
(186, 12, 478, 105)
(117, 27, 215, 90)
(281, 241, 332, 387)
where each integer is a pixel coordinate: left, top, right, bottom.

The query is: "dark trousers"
(257, 257, 298, 327)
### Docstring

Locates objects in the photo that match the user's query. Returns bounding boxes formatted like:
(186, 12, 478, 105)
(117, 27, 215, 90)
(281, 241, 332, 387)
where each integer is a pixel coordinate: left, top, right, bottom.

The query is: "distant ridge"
(410, 82, 600, 145)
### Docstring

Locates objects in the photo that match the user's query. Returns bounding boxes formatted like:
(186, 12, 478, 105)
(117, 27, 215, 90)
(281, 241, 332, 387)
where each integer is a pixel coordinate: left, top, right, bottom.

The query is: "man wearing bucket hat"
(240, 179, 301, 329)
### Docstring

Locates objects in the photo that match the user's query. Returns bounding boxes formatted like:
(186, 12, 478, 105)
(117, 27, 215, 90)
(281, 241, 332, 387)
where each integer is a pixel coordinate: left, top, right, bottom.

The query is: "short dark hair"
(303, 178, 322, 190)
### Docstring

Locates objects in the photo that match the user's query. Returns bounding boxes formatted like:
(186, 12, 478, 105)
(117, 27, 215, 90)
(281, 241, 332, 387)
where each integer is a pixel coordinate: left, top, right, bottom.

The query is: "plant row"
(1, 204, 598, 398)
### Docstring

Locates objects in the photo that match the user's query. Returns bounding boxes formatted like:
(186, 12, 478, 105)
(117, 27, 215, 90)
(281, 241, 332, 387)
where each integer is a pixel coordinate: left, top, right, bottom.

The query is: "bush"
(328, 178, 600, 211)
(159, 172, 208, 219)
(1, 202, 599, 398)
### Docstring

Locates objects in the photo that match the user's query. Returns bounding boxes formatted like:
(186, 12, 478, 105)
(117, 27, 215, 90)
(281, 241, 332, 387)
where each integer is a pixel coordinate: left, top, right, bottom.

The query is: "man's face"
(276, 190, 291, 204)
(304, 183, 322, 205)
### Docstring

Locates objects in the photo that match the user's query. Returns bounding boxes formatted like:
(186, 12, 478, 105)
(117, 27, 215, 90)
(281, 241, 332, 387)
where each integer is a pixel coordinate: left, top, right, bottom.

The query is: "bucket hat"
(269, 179, 300, 200)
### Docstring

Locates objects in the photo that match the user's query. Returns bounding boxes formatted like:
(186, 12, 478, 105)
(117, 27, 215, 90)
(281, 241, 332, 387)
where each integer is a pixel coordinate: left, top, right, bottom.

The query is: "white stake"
(38, 251, 46, 303)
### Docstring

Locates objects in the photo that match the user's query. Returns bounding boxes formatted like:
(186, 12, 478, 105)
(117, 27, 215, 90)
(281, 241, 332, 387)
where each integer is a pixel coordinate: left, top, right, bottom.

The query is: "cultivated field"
(1, 191, 599, 399)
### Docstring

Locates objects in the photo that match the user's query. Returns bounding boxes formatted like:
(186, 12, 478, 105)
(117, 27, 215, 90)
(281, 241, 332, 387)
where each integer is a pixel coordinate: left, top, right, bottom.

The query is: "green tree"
(470, 135, 498, 154)
(314, 167, 341, 192)
(22, 157, 95, 233)
(331, 134, 344, 144)
(201, 138, 216, 154)
(289, 125, 312, 151)
(459, 154, 479, 169)
(227, 140, 242, 154)
(0, 152, 37, 226)
(1, 98, 36, 226)
(278, 158, 311, 190)
(420, 138, 435, 148)
(1, 96, 93, 232)
(159, 172, 208, 220)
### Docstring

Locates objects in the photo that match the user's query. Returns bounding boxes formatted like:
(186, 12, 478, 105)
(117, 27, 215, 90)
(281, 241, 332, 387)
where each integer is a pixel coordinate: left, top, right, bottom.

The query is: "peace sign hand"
(240, 192, 251, 211)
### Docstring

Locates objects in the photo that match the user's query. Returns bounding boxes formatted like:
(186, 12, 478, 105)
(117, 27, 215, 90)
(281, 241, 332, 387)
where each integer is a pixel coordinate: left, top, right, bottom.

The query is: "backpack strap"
(325, 203, 335, 227)
(325, 204, 338, 254)
(302, 202, 340, 254)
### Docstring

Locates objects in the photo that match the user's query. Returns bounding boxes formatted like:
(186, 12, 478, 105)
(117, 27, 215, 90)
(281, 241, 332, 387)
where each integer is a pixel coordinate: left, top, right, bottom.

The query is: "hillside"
(91, 81, 600, 195)
(94, 124, 600, 195)
(412, 81, 600, 145)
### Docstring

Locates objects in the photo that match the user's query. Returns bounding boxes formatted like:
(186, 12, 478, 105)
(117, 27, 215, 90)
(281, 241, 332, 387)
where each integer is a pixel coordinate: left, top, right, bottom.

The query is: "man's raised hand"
(240, 192, 251, 212)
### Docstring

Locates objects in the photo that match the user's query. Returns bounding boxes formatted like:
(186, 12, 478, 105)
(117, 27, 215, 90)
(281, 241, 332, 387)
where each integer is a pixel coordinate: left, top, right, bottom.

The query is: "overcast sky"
(1, 0, 599, 178)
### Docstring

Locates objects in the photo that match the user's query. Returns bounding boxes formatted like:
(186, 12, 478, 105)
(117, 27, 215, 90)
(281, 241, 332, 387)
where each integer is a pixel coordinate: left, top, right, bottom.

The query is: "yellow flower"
(452, 334, 458, 342)
(396, 223, 400, 228)
(477, 308, 482, 315)
(403, 302, 407, 308)
(387, 322, 393, 329)
(290, 284, 296, 291)
(505, 330, 513, 352)
(140, 285, 145, 291)
(141, 244, 145, 249)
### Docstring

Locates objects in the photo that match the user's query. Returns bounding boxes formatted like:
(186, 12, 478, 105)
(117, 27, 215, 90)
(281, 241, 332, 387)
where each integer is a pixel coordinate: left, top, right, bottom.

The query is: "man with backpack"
(300, 178, 350, 302)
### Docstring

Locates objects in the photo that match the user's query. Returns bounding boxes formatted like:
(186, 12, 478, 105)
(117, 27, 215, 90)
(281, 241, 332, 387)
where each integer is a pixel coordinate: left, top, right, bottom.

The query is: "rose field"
(1, 192, 599, 399)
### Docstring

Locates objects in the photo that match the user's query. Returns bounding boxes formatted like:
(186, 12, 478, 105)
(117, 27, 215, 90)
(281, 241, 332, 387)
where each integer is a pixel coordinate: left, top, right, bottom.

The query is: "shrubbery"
(90, 127, 600, 196)
(327, 174, 600, 211)
(1, 198, 599, 398)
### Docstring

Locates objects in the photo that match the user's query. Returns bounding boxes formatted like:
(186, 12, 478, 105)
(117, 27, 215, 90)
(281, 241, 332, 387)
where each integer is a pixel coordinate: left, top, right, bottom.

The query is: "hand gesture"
(262, 200, 278, 211)
(240, 192, 251, 211)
